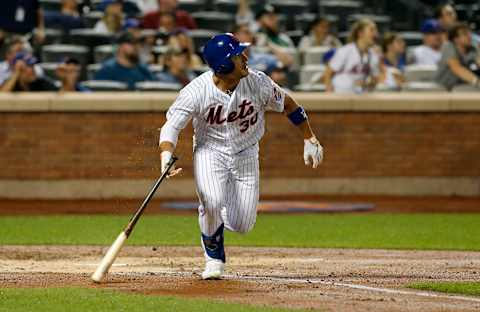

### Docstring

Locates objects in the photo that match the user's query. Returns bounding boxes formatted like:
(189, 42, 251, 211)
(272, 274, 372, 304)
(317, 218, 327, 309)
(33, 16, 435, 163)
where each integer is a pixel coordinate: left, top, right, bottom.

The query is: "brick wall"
(1, 111, 479, 179)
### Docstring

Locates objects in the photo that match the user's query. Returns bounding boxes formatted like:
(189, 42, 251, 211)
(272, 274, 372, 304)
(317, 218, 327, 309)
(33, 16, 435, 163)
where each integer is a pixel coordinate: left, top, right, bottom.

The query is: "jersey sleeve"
(257, 71, 286, 112)
(165, 87, 198, 130)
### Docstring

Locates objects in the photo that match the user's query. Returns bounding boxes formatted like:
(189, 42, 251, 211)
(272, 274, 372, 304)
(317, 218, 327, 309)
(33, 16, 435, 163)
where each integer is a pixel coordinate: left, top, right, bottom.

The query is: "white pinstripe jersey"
(165, 69, 286, 154)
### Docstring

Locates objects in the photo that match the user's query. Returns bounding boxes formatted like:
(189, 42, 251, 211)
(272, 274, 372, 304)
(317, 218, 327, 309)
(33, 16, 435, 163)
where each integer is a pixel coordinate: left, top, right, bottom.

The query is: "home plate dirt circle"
(1, 246, 479, 312)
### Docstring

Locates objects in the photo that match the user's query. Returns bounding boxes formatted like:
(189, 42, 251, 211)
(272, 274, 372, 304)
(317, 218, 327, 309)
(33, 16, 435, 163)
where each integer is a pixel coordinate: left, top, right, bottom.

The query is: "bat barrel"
(91, 231, 127, 283)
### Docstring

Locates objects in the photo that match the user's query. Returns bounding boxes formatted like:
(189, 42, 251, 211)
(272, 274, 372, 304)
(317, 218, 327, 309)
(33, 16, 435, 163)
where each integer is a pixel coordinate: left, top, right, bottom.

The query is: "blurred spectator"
(434, 3, 457, 43)
(0, 0, 45, 47)
(167, 29, 203, 70)
(0, 36, 27, 87)
(435, 23, 480, 91)
(236, 0, 257, 32)
(94, 0, 124, 34)
(412, 19, 442, 65)
(380, 32, 405, 90)
(156, 47, 196, 86)
(265, 62, 289, 90)
(255, 4, 295, 50)
(0, 52, 57, 92)
(324, 19, 381, 93)
(233, 23, 293, 72)
(95, 33, 156, 90)
(142, 0, 196, 30)
(157, 12, 177, 33)
(96, 0, 141, 18)
(124, 18, 154, 64)
(55, 57, 89, 92)
(44, 0, 85, 33)
(298, 17, 341, 51)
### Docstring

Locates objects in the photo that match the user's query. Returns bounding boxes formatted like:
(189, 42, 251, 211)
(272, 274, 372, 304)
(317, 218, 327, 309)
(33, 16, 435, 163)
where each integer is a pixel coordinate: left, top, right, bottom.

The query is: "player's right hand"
(304, 136, 323, 169)
(161, 151, 182, 178)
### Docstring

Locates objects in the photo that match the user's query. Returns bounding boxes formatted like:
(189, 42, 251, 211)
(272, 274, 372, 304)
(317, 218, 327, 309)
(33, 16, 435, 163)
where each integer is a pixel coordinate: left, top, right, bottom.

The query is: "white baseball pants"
(194, 145, 259, 237)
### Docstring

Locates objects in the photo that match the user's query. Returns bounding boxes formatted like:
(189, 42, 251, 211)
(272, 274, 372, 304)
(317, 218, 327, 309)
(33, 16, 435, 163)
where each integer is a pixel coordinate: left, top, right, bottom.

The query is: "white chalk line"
(119, 271, 480, 304)
(227, 274, 480, 304)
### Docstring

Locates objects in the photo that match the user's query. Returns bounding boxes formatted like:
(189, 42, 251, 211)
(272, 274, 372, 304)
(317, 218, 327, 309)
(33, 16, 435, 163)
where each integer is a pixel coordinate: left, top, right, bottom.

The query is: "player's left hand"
(304, 136, 323, 168)
(161, 151, 182, 178)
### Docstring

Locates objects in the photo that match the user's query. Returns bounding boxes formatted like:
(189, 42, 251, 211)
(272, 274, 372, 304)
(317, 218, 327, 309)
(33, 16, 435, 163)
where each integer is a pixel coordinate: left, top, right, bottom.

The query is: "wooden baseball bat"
(91, 156, 178, 283)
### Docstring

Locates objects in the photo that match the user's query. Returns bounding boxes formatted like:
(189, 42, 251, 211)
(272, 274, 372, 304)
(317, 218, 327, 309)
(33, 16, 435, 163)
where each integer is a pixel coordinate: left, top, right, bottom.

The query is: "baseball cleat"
(201, 259, 224, 280)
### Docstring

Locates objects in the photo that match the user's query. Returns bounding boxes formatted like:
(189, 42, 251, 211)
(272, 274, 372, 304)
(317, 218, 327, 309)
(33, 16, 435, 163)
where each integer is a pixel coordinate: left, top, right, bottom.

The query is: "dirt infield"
(1, 245, 480, 312)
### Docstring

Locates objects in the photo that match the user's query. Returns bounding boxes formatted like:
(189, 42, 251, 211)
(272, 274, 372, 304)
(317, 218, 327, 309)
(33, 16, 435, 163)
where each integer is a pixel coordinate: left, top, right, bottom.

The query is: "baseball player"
(159, 33, 323, 280)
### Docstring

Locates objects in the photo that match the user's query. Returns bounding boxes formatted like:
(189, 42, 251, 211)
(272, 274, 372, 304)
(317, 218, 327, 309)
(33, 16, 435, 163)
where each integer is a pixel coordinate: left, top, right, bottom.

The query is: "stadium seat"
(41, 44, 89, 64)
(402, 82, 445, 92)
(214, 0, 238, 14)
(148, 65, 164, 75)
(83, 11, 104, 28)
(87, 64, 101, 80)
(348, 14, 391, 32)
(190, 29, 220, 54)
(191, 11, 234, 33)
(294, 83, 326, 92)
(319, 0, 362, 31)
(299, 64, 326, 85)
(400, 32, 423, 47)
(42, 44, 89, 80)
(152, 46, 169, 62)
(273, 0, 308, 16)
(286, 30, 304, 47)
(404, 65, 437, 82)
(302, 46, 331, 65)
(451, 84, 480, 92)
(94, 45, 115, 64)
(43, 28, 64, 45)
(39, 0, 61, 11)
(135, 81, 182, 91)
(38, 63, 59, 80)
(68, 29, 113, 49)
(177, 0, 208, 13)
(80, 80, 128, 91)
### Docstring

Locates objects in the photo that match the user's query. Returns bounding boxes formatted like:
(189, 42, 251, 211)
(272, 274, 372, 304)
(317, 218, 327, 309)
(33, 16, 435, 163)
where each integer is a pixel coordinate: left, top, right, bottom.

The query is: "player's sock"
(201, 223, 226, 263)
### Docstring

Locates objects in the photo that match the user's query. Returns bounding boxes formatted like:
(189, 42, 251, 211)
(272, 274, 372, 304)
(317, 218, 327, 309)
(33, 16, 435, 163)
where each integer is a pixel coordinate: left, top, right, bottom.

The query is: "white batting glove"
(161, 151, 182, 178)
(304, 137, 323, 169)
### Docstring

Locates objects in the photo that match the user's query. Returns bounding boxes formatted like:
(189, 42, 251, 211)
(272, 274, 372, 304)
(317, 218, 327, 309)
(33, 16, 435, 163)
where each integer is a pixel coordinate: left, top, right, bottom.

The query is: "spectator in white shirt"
(412, 19, 442, 66)
(323, 18, 381, 93)
(94, 0, 124, 34)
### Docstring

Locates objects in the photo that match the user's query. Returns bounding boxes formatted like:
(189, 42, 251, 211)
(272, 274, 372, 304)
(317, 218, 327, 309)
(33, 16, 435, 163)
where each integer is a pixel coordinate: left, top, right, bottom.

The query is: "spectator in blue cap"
(411, 19, 443, 66)
(1, 52, 57, 92)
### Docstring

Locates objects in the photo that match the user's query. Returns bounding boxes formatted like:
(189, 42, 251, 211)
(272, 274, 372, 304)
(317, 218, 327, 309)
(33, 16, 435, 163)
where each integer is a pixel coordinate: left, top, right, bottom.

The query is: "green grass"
(0, 288, 303, 312)
(407, 282, 480, 297)
(0, 214, 479, 250)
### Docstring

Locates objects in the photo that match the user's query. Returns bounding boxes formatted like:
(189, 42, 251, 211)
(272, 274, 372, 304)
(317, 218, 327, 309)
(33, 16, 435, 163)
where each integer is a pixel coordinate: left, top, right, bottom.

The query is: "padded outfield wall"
(0, 92, 479, 199)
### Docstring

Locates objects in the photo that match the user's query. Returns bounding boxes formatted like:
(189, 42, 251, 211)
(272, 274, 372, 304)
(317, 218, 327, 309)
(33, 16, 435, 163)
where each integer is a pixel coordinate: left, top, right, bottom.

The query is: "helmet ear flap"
(216, 58, 235, 74)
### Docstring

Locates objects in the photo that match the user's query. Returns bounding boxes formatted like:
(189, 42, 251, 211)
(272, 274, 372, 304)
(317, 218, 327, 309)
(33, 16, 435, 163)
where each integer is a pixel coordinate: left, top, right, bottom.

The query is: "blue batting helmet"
(202, 33, 250, 74)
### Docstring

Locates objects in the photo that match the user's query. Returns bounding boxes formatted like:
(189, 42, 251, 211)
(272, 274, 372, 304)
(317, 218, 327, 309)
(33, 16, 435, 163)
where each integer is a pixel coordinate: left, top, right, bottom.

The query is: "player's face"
(231, 51, 249, 78)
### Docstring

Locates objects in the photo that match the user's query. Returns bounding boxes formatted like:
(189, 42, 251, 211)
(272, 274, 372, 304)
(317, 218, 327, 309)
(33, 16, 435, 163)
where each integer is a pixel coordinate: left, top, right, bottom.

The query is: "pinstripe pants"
(194, 145, 259, 237)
